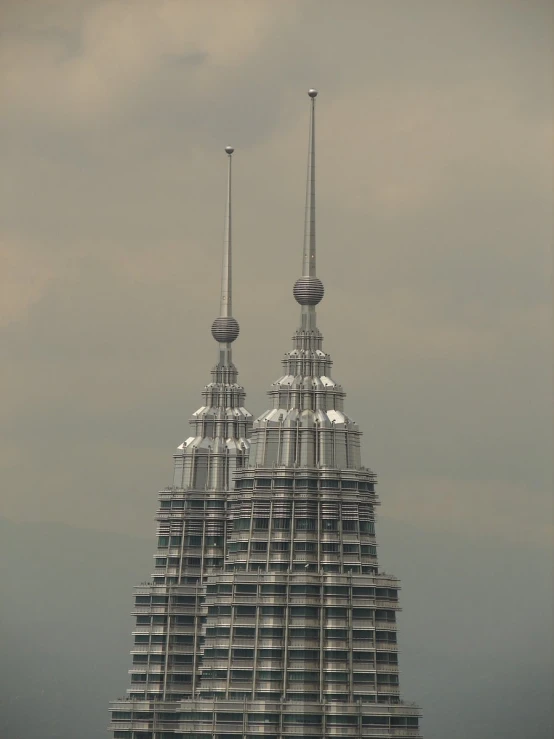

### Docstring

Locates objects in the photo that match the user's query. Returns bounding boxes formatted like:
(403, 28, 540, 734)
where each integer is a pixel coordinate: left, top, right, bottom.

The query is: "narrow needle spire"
(220, 146, 233, 318)
(211, 147, 240, 365)
(303, 89, 317, 278)
(294, 89, 324, 331)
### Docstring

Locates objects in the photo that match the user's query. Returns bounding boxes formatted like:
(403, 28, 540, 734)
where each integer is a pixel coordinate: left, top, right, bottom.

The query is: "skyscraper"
(109, 91, 422, 738)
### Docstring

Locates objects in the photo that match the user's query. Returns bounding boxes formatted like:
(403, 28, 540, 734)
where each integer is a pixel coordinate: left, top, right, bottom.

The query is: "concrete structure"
(109, 91, 422, 738)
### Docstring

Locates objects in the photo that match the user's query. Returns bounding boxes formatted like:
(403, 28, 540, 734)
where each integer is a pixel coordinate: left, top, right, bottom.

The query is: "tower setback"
(109, 92, 422, 738)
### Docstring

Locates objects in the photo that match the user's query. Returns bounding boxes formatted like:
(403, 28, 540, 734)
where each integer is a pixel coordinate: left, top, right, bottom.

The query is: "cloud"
(1, 0, 295, 123)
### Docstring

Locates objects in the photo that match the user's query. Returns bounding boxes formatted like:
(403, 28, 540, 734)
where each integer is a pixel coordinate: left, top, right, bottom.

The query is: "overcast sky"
(1, 1, 551, 550)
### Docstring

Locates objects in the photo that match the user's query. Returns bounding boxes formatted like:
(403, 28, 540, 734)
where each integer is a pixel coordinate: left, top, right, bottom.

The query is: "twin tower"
(109, 91, 422, 738)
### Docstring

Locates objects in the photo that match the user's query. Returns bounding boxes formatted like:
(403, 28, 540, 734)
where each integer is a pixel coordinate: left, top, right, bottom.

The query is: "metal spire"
(303, 89, 317, 278)
(211, 147, 239, 364)
(220, 145, 233, 318)
(293, 89, 324, 330)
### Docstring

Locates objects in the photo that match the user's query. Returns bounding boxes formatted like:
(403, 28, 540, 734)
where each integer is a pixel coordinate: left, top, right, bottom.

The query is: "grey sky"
(0, 3, 552, 738)
(1, 1, 551, 542)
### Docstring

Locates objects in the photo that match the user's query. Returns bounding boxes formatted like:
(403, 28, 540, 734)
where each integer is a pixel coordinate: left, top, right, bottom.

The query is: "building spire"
(211, 146, 239, 365)
(293, 89, 324, 331)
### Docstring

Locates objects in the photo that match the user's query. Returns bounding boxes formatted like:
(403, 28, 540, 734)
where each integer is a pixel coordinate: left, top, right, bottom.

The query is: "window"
(326, 607, 347, 618)
(252, 541, 267, 552)
(270, 541, 289, 552)
(274, 478, 293, 488)
(283, 714, 322, 725)
(327, 715, 357, 725)
(289, 649, 319, 660)
(287, 671, 318, 682)
(257, 671, 282, 681)
(248, 713, 279, 724)
(325, 650, 348, 660)
(290, 584, 320, 596)
(290, 606, 319, 618)
(295, 518, 317, 531)
(325, 629, 347, 639)
(353, 651, 374, 662)
(353, 587, 374, 597)
(255, 478, 272, 488)
(361, 545, 377, 555)
(353, 673, 375, 683)
(158, 536, 169, 547)
(353, 629, 374, 641)
(208, 605, 232, 616)
(135, 596, 150, 605)
(235, 606, 256, 617)
(362, 716, 388, 726)
(258, 648, 283, 659)
(174, 615, 194, 625)
(170, 536, 182, 546)
(171, 635, 192, 644)
(290, 627, 319, 639)
(206, 626, 230, 637)
(343, 543, 359, 554)
(254, 518, 269, 530)
(321, 542, 339, 553)
(325, 671, 348, 682)
(359, 521, 375, 534)
(233, 648, 254, 659)
(272, 518, 290, 530)
(206, 500, 225, 509)
(155, 558, 167, 567)
(236, 584, 257, 595)
(173, 595, 195, 605)
(376, 630, 396, 643)
(228, 541, 248, 553)
(234, 627, 255, 637)
(321, 519, 338, 531)
(261, 584, 286, 595)
(259, 627, 283, 638)
(342, 520, 357, 532)
(353, 608, 374, 619)
(136, 615, 151, 625)
(294, 541, 316, 552)
(377, 673, 399, 685)
(261, 606, 284, 616)
(324, 586, 348, 596)
(186, 535, 203, 546)
(341, 480, 357, 490)
(375, 610, 396, 623)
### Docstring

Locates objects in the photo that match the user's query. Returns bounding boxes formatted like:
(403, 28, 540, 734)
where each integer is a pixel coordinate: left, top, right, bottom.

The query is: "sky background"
(0, 1, 552, 737)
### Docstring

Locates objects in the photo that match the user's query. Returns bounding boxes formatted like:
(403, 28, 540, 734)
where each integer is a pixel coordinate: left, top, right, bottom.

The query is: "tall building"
(110, 91, 422, 738)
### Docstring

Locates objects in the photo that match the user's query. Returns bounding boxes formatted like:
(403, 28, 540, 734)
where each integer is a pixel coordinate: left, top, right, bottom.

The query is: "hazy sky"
(1, 0, 551, 552)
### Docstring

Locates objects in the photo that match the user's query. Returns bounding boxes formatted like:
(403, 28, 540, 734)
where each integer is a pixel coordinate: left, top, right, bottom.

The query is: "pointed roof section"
(293, 89, 325, 332)
(211, 146, 239, 366)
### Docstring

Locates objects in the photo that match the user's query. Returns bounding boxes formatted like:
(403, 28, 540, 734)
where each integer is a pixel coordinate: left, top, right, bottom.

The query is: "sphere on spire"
(211, 316, 240, 343)
(308, 89, 318, 98)
(293, 276, 324, 306)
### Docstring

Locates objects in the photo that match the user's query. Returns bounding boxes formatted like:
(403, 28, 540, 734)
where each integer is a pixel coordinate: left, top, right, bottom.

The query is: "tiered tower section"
(109, 147, 253, 726)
